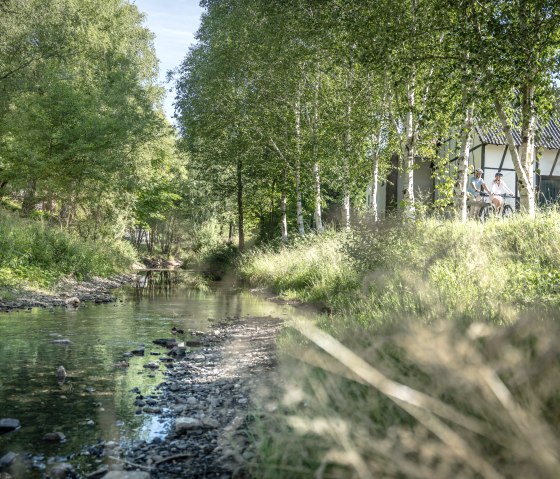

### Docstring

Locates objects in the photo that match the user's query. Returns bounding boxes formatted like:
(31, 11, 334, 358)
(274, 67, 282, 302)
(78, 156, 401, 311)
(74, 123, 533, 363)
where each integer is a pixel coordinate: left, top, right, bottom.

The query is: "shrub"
(0, 211, 136, 288)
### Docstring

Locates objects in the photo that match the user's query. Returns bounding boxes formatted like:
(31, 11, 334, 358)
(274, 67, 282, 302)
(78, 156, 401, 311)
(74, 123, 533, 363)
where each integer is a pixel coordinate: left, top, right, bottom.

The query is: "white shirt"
(491, 179, 514, 196)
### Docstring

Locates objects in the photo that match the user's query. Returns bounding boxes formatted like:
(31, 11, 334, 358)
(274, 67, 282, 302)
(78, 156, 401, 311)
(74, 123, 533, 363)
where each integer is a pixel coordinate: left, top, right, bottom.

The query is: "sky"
(133, 0, 204, 122)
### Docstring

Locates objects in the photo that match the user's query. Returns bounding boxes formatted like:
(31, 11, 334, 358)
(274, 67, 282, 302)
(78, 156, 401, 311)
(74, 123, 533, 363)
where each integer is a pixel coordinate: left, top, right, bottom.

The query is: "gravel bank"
(0, 275, 135, 313)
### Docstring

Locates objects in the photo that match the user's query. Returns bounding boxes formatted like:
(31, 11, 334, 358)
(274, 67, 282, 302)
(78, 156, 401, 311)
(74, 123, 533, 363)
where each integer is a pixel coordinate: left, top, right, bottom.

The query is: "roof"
(475, 117, 560, 150)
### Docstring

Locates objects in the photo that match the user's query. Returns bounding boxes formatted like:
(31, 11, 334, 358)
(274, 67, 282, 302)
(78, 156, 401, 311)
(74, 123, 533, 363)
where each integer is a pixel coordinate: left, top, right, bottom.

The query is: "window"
(539, 177, 560, 205)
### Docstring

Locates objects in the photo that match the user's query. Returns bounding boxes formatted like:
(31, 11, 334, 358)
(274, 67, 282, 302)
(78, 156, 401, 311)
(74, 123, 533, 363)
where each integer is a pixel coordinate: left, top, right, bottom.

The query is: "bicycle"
(476, 192, 517, 221)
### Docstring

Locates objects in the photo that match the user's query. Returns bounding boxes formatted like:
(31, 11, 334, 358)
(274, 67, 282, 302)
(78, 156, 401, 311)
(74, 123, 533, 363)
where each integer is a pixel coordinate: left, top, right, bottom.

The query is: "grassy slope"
(237, 212, 560, 479)
(0, 209, 136, 293)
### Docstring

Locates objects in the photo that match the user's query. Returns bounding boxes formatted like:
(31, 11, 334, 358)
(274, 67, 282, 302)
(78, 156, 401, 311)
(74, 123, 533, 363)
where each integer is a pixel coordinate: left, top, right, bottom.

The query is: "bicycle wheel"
(479, 204, 494, 222)
(502, 205, 514, 219)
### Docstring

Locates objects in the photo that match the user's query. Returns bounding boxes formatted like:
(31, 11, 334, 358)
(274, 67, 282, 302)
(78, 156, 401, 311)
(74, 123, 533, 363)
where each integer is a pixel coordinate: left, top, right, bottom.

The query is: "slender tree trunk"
(228, 220, 233, 244)
(236, 156, 245, 251)
(370, 150, 380, 222)
(312, 67, 323, 232)
(21, 179, 37, 214)
(295, 97, 305, 236)
(494, 94, 536, 216)
(313, 162, 323, 232)
(455, 105, 474, 222)
(342, 71, 352, 231)
(281, 169, 288, 242)
(403, 82, 416, 212)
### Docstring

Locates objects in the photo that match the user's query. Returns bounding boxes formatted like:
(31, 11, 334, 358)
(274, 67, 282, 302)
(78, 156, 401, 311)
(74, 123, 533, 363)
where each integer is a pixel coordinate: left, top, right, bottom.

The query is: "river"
(0, 271, 298, 477)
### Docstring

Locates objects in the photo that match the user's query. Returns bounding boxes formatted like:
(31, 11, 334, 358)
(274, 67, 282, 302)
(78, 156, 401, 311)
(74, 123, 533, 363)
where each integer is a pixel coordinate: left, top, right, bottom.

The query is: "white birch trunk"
(455, 105, 474, 222)
(370, 150, 380, 222)
(313, 161, 323, 232)
(494, 95, 536, 217)
(403, 82, 416, 213)
(312, 67, 323, 232)
(342, 69, 353, 230)
(281, 169, 288, 242)
(295, 97, 305, 236)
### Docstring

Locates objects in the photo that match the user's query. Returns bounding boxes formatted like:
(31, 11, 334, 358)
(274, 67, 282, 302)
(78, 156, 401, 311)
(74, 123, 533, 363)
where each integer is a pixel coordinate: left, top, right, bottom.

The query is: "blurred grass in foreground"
(238, 211, 560, 478)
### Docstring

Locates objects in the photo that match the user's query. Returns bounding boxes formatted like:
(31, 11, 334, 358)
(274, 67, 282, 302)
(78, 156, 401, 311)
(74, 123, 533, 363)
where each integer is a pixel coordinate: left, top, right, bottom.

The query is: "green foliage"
(0, 210, 136, 289)
(237, 231, 360, 306)
(0, 0, 172, 240)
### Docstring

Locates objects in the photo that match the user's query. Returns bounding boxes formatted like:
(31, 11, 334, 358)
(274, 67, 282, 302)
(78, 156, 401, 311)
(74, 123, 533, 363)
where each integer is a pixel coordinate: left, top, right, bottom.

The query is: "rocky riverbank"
(0, 275, 135, 313)
(106, 315, 282, 479)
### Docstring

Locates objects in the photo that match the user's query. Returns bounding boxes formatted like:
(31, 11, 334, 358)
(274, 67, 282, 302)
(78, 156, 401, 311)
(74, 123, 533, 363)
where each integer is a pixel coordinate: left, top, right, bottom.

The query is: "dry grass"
(251, 314, 560, 478)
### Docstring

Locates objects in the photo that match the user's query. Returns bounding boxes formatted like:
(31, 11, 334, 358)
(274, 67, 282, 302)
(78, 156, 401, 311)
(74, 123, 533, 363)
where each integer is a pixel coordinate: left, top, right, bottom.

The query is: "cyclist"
(491, 171, 514, 214)
(467, 168, 490, 199)
(467, 168, 490, 217)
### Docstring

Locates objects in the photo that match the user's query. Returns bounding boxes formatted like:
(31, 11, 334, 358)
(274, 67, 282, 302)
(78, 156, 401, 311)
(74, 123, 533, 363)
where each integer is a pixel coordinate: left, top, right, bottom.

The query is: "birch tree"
(456, 0, 560, 217)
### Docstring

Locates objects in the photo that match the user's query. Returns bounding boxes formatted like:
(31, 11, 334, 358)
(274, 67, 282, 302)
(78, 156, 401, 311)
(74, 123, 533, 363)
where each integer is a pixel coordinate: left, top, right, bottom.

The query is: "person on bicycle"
(467, 168, 490, 200)
(491, 171, 514, 213)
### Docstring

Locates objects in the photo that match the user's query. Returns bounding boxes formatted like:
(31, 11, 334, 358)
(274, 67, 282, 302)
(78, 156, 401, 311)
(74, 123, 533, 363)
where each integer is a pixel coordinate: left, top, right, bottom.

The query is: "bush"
(0, 211, 136, 288)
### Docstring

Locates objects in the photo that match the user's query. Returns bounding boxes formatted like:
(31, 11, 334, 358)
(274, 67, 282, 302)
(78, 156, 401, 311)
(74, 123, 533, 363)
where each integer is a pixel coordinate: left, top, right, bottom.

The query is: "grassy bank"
(0, 210, 136, 292)
(237, 212, 560, 478)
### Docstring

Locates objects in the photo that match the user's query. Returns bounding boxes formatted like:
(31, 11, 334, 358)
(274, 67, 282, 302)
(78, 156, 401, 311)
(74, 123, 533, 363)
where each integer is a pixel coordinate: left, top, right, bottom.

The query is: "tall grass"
(237, 233, 360, 306)
(0, 211, 136, 289)
(239, 212, 560, 478)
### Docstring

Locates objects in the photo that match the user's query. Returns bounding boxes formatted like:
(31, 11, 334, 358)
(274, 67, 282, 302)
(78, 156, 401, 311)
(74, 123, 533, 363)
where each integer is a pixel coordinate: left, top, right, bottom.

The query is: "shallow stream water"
(0, 271, 301, 477)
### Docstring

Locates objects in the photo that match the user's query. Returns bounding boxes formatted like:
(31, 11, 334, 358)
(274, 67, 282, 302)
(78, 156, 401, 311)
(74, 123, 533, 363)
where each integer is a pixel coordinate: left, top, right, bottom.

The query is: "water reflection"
(134, 270, 181, 298)
(0, 272, 313, 478)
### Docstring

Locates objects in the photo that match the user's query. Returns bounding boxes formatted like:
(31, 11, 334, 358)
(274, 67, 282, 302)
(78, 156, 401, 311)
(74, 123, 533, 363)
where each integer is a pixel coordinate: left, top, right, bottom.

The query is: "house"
(439, 119, 560, 206)
(367, 119, 560, 216)
(366, 153, 435, 216)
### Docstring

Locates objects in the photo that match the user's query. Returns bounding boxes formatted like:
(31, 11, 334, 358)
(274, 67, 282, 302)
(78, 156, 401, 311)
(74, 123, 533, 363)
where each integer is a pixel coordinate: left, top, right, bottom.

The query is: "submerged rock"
(0, 452, 16, 468)
(0, 419, 20, 434)
(56, 365, 67, 383)
(65, 297, 80, 307)
(48, 462, 75, 478)
(152, 338, 178, 348)
(42, 432, 66, 443)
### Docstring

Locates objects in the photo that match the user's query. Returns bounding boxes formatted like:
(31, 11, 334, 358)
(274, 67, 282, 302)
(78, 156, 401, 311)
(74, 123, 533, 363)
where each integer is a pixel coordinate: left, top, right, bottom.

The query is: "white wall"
(539, 148, 560, 177)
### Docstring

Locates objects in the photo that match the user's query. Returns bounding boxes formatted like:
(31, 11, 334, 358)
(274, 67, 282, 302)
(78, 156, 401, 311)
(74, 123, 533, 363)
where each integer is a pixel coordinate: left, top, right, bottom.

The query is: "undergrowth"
(0, 210, 136, 290)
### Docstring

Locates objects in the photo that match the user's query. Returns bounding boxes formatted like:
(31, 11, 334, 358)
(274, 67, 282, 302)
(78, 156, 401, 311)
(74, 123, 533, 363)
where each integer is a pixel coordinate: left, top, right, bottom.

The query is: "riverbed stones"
(48, 463, 75, 478)
(142, 362, 159, 369)
(174, 417, 202, 434)
(0, 419, 20, 434)
(64, 297, 80, 307)
(0, 274, 134, 313)
(0, 452, 16, 468)
(152, 338, 177, 348)
(42, 432, 66, 443)
(102, 471, 151, 479)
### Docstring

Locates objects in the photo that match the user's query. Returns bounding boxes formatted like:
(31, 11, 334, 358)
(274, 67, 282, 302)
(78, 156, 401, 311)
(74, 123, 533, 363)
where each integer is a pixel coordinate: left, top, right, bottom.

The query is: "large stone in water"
(49, 463, 75, 478)
(152, 338, 177, 348)
(0, 452, 16, 467)
(42, 432, 66, 443)
(174, 417, 202, 434)
(0, 419, 20, 434)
